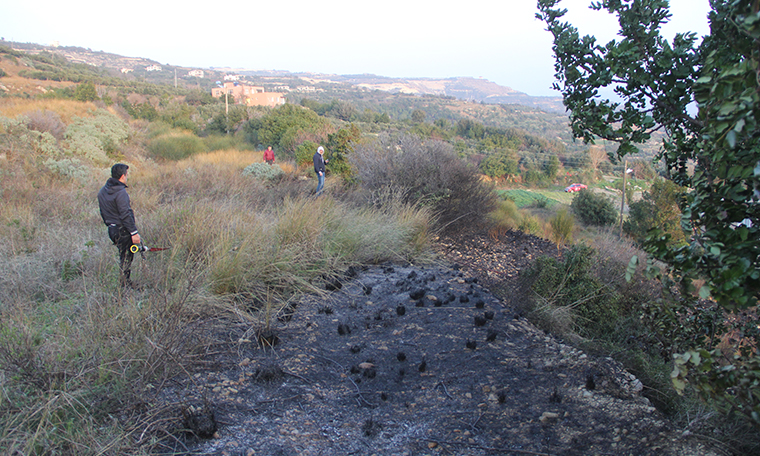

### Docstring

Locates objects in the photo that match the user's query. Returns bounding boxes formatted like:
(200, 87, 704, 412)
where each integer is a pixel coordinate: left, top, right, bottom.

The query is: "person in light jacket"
(313, 146, 329, 196)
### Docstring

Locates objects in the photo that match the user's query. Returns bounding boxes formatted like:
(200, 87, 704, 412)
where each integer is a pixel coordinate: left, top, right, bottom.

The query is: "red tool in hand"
(130, 242, 170, 254)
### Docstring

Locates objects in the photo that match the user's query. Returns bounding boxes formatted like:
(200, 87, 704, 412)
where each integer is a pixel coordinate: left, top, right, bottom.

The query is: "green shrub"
(0, 117, 40, 165)
(44, 158, 89, 183)
(295, 140, 319, 168)
(73, 81, 98, 102)
(121, 100, 158, 121)
(570, 189, 618, 226)
(242, 162, 285, 181)
(480, 149, 519, 180)
(0, 116, 93, 184)
(64, 110, 130, 165)
(147, 133, 206, 161)
(518, 213, 542, 236)
(624, 178, 686, 246)
(487, 199, 520, 237)
(523, 168, 550, 187)
(249, 104, 330, 155)
(524, 245, 621, 338)
(533, 196, 549, 208)
(145, 121, 173, 139)
(170, 117, 198, 134)
(325, 124, 362, 179)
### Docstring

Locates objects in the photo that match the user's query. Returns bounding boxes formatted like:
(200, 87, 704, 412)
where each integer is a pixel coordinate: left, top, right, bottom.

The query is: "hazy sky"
(1, 0, 711, 97)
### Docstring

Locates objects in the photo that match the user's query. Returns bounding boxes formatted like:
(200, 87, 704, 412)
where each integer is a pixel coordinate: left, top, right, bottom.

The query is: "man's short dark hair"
(111, 163, 129, 179)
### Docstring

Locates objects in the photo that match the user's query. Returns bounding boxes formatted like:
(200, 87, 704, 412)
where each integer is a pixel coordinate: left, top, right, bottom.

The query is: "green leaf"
(735, 118, 746, 132)
(699, 286, 711, 299)
(674, 352, 690, 365)
(727, 130, 737, 148)
(691, 351, 701, 365)
(625, 255, 638, 282)
(672, 376, 687, 394)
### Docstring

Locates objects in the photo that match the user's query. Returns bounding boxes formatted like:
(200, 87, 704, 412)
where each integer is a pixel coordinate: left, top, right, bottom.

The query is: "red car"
(564, 183, 588, 192)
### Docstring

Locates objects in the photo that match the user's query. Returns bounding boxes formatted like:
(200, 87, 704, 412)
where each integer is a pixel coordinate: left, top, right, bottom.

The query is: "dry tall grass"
(487, 199, 520, 239)
(182, 148, 262, 168)
(0, 99, 100, 123)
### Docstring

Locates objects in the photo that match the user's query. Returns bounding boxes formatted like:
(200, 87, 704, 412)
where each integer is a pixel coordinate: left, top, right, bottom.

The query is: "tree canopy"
(74, 81, 99, 102)
(537, 0, 760, 427)
(250, 104, 331, 156)
(536, 0, 759, 308)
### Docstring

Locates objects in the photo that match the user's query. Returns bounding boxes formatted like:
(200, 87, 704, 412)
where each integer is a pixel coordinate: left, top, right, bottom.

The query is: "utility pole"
(620, 159, 628, 237)
(225, 91, 229, 135)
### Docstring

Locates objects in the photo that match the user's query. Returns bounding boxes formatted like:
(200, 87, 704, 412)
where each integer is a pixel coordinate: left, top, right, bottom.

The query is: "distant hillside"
(2, 40, 228, 91)
(336, 74, 565, 113)
(6, 41, 161, 70)
(229, 70, 566, 113)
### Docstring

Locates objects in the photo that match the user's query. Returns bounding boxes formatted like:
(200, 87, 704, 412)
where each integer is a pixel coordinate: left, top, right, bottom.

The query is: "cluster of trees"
(231, 95, 595, 184)
(295, 96, 587, 185)
(299, 98, 391, 124)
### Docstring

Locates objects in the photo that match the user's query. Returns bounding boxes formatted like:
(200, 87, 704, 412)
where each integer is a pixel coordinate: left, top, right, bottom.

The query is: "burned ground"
(156, 230, 724, 456)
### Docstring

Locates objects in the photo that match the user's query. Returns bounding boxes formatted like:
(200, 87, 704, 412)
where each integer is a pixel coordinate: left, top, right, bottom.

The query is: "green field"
(497, 188, 575, 208)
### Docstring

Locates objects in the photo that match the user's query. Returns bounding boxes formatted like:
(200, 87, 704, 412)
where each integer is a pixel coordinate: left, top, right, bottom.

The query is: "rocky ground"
(156, 230, 725, 456)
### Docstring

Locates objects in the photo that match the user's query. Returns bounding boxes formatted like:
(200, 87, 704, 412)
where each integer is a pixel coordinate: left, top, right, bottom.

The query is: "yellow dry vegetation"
(182, 149, 261, 168)
(0, 98, 99, 123)
(277, 161, 297, 174)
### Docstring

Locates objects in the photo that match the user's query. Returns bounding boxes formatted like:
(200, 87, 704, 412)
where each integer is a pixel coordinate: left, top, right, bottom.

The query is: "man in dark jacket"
(313, 146, 328, 196)
(98, 163, 141, 287)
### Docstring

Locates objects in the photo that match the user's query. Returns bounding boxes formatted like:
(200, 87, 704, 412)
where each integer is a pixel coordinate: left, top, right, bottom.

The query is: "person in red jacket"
(263, 146, 275, 164)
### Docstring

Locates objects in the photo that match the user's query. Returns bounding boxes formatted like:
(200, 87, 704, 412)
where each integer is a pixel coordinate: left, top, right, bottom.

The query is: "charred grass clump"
(0, 148, 436, 454)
